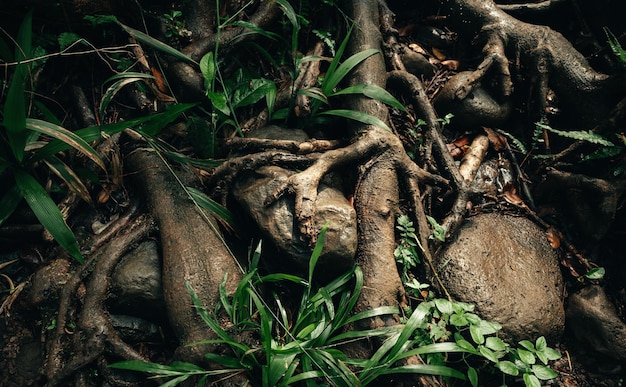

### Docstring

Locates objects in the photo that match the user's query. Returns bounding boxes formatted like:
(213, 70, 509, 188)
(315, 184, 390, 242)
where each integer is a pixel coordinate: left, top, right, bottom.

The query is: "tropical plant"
(0, 12, 198, 263)
(110, 226, 469, 386)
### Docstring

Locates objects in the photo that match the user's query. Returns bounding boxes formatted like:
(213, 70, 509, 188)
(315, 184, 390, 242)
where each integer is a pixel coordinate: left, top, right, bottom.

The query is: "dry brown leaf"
(546, 228, 561, 249)
(440, 59, 459, 70)
(483, 127, 508, 152)
(431, 47, 447, 60)
(503, 182, 524, 205)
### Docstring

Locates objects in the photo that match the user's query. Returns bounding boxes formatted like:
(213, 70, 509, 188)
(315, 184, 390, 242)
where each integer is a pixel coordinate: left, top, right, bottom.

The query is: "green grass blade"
(375, 364, 467, 380)
(43, 156, 93, 204)
(99, 74, 155, 118)
(185, 281, 232, 343)
(118, 22, 197, 66)
(322, 48, 379, 95)
(186, 187, 235, 229)
(13, 169, 83, 263)
(325, 25, 352, 89)
(308, 224, 328, 285)
(0, 185, 23, 225)
(259, 273, 307, 285)
(397, 342, 477, 360)
(25, 118, 106, 171)
(33, 103, 196, 160)
(330, 84, 407, 111)
(342, 306, 400, 326)
(4, 66, 27, 162)
(320, 109, 390, 131)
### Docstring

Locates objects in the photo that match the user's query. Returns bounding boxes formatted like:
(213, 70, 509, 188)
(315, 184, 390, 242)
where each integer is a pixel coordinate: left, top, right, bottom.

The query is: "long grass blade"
(320, 109, 390, 131)
(322, 48, 379, 95)
(118, 22, 197, 66)
(99, 74, 155, 118)
(26, 118, 106, 171)
(186, 186, 235, 229)
(330, 84, 407, 111)
(13, 169, 83, 263)
(43, 156, 93, 204)
(33, 103, 196, 160)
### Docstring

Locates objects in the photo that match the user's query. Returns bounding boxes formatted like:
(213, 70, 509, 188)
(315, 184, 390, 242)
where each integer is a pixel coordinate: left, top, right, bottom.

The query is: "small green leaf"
(531, 364, 558, 380)
(200, 52, 217, 91)
(496, 360, 520, 376)
(523, 373, 542, 387)
(469, 324, 484, 345)
(519, 340, 535, 352)
(585, 267, 605, 279)
(434, 298, 454, 314)
(467, 366, 478, 387)
(544, 347, 562, 361)
(58, 32, 82, 50)
(478, 346, 499, 363)
(517, 349, 536, 365)
(207, 92, 231, 115)
(426, 215, 446, 242)
(486, 336, 507, 351)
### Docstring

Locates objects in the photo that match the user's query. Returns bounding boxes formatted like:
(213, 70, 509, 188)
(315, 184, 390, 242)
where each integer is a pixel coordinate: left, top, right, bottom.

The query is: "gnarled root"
(45, 213, 155, 386)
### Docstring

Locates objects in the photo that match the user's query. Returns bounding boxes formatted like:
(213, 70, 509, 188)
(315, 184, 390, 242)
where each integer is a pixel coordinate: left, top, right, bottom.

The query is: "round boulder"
(435, 212, 565, 343)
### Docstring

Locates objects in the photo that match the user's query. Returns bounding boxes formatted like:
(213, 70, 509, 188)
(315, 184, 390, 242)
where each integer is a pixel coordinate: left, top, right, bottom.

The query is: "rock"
(436, 212, 565, 343)
(433, 71, 512, 128)
(233, 166, 357, 278)
(109, 240, 166, 321)
(566, 285, 626, 362)
(249, 125, 310, 142)
(26, 258, 71, 308)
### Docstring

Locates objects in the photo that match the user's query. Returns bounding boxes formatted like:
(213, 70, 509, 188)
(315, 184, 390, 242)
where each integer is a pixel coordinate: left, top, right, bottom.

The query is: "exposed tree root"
(125, 140, 245, 373)
(45, 213, 155, 386)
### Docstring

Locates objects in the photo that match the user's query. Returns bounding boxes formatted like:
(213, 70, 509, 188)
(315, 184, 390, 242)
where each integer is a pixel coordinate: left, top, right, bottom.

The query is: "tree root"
(443, 0, 622, 127)
(45, 213, 155, 386)
(125, 142, 244, 369)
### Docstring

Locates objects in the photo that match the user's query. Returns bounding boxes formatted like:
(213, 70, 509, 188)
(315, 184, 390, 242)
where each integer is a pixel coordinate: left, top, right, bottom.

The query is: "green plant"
(0, 12, 104, 263)
(0, 12, 198, 263)
(296, 25, 406, 131)
(605, 27, 626, 70)
(393, 215, 562, 387)
(110, 226, 468, 386)
(164, 9, 190, 40)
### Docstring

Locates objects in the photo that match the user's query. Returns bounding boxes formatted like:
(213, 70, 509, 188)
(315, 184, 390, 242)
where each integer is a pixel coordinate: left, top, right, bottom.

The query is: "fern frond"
(537, 123, 614, 147)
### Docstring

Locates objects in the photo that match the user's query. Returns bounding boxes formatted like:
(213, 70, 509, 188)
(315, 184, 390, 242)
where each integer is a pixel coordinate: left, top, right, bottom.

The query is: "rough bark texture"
(126, 145, 243, 363)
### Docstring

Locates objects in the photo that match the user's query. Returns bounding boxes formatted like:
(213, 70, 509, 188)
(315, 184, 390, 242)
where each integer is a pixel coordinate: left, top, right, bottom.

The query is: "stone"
(109, 240, 166, 321)
(436, 212, 565, 343)
(566, 285, 626, 362)
(233, 166, 357, 277)
(433, 71, 512, 128)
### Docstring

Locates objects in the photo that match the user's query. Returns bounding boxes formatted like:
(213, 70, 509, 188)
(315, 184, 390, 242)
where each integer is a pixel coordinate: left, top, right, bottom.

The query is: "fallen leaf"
(502, 182, 523, 205)
(483, 127, 508, 152)
(440, 59, 459, 70)
(546, 227, 561, 249)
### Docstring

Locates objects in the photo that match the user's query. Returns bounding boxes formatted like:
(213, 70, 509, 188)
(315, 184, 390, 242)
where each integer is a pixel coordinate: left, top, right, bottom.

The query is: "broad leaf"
(0, 185, 23, 226)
